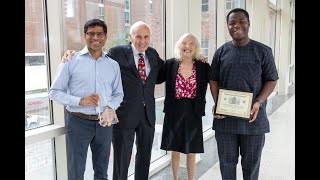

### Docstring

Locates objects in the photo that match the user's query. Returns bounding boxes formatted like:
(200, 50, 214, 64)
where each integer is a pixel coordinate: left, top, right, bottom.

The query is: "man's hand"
(212, 105, 225, 119)
(249, 102, 260, 123)
(79, 93, 100, 107)
(99, 107, 119, 127)
(61, 50, 76, 63)
(198, 54, 208, 63)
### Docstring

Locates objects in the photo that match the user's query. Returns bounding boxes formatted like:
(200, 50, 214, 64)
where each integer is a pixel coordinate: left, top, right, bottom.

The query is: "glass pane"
(202, 5, 208, 12)
(25, 139, 56, 180)
(289, 66, 295, 84)
(201, 0, 216, 132)
(203, 88, 214, 132)
(201, 0, 216, 64)
(25, 0, 51, 131)
(62, 0, 166, 178)
(269, 0, 277, 6)
(153, 99, 166, 161)
(226, 0, 231, 10)
(266, 8, 277, 57)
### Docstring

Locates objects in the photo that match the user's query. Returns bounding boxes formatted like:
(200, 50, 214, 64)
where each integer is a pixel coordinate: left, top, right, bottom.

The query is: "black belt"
(69, 111, 99, 120)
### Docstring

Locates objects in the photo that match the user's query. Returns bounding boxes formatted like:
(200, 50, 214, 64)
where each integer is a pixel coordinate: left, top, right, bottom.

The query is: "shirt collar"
(80, 45, 107, 57)
(131, 43, 145, 57)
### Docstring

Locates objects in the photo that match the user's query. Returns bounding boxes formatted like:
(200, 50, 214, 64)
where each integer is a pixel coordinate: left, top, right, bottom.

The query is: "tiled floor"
(198, 95, 295, 180)
(150, 93, 295, 180)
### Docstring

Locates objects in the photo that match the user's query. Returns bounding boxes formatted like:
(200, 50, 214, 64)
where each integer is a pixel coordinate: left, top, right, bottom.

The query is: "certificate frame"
(215, 89, 253, 119)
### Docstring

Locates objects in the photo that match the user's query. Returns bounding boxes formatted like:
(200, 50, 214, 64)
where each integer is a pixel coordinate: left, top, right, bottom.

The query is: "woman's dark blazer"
(157, 58, 210, 117)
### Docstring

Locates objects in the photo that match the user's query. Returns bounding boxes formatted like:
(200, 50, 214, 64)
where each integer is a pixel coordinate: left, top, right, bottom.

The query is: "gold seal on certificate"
(215, 89, 253, 119)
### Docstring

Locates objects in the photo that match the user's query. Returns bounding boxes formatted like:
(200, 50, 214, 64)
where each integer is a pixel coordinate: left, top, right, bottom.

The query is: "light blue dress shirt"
(49, 46, 124, 115)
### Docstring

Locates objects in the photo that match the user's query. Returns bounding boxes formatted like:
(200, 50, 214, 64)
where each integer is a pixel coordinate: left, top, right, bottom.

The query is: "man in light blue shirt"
(49, 19, 123, 180)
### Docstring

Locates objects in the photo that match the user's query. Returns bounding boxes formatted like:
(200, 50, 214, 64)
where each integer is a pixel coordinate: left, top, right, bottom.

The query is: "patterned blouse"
(175, 61, 197, 99)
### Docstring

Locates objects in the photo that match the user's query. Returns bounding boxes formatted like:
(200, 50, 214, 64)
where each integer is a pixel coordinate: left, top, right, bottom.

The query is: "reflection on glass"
(269, 0, 277, 6)
(201, 0, 217, 61)
(266, 8, 277, 57)
(201, 0, 216, 132)
(25, 139, 56, 180)
(25, 0, 51, 131)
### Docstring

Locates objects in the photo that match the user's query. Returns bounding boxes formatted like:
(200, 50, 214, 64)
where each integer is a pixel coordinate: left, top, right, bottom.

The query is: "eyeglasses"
(86, 32, 105, 38)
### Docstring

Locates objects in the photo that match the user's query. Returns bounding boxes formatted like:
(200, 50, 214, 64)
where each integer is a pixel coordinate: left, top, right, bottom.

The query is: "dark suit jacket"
(108, 44, 164, 128)
(157, 58, 210, 117)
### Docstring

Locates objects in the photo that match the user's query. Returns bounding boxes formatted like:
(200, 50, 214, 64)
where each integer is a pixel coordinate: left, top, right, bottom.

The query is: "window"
(25, 53, 50, 130)
(99, 1, 105, 20)
(201, 40, 209, 59)
(65, 0, 74, 17)
(201, 0, 217, 133)
(25, 0, 56, 179)
(226, 0, 234, 10)
(125, 25, 130, 33)
(266, 8, 277, 57)
(125, 11, 130, 24)
(289, 2, 295, 85)
(225, 0, 244, 10)
(202, 0, 209, 12)
(25, 53, 45, 66)
(124, 0, 130, 26)
(148, 0, 153, 14)
(125, 0, 130, 10)
(25, 139, 56, 180)
(25, 0, 51, 130)
(269, 0, 277, 6)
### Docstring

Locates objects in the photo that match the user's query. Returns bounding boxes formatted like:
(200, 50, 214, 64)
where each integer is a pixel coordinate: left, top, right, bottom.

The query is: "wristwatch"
(254, 99, 263, 107)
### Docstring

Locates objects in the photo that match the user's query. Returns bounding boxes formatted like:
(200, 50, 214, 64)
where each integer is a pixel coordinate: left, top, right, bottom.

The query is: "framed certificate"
(215, 89, 253, 119)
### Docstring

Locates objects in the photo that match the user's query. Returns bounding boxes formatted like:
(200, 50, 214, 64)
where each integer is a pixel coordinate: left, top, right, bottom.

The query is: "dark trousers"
(66, 112, 112, 180)
(112, 110, 155, 180)
(215, 132, 265, 180)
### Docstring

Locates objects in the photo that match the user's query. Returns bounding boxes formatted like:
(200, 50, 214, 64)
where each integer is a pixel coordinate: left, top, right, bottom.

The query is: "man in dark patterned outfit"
(209, 8, 279, 180)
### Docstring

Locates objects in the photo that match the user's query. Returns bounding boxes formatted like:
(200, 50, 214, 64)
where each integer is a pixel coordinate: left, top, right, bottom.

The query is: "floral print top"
(175, 61, 197, 99)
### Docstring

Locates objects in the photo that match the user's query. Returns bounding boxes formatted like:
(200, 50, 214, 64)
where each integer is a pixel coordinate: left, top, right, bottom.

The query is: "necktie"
(138, 53, 147, 81)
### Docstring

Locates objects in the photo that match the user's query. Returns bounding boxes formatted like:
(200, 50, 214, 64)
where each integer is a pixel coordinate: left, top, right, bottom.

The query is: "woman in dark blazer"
(157, 33, 210, 180)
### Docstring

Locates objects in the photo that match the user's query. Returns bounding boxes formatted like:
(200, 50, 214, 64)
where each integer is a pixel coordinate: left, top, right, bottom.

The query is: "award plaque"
(215, 89, 253, 119)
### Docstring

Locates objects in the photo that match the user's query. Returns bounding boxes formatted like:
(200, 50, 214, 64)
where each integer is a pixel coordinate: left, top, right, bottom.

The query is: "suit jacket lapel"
(147, 49, 157, 68)
(125, 44, 141, 80)
(145, 49, 156, 83)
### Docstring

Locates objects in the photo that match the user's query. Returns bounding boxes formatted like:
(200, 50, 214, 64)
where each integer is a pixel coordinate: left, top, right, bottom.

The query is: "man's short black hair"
(226, 8, 250, 23)
(84, 19, 107, 34)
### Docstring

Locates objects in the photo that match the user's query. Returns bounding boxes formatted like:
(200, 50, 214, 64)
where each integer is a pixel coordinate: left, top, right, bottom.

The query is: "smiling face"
(179, 35, 197, 59)
(227, 11, 250, 45)
(129, 22, 150, 53)
(84, 26, 107, 52)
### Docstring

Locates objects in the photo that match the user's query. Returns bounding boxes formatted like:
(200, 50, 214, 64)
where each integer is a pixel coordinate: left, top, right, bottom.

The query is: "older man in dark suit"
(108, 21, 164, 180)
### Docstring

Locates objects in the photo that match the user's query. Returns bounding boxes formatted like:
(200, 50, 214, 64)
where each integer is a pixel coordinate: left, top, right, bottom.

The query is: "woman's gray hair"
(173, 33, 204, 60)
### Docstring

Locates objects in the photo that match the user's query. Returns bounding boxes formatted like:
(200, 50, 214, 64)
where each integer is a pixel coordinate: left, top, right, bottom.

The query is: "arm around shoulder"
(156, 59, 168, 84)
(109, 62, 124, 110)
